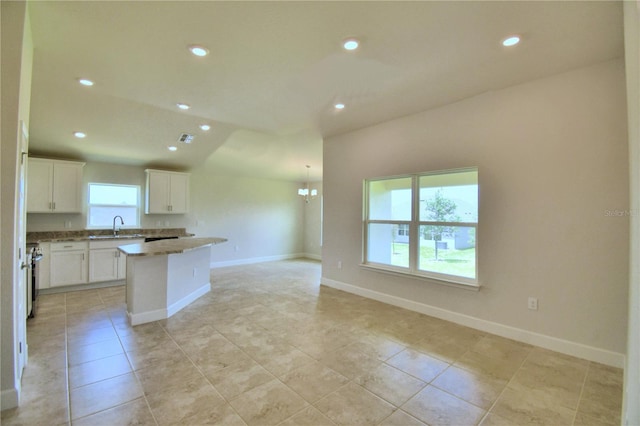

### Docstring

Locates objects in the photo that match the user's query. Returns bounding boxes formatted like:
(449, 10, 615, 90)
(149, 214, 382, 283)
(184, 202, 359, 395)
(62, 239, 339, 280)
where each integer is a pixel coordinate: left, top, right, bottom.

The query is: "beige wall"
(322, 59, 629, 360)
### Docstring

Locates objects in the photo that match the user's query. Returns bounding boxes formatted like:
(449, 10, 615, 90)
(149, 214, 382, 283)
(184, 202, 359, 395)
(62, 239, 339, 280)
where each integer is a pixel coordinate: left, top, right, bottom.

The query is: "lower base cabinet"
(89, 239, 143, 283)
(36, 239, 144, 289)
(50, 241, 88, 287)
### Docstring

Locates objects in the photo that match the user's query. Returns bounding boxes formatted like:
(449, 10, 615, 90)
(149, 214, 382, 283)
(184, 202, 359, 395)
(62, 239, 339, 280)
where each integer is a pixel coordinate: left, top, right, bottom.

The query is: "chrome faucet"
(113, 215, 124, 236)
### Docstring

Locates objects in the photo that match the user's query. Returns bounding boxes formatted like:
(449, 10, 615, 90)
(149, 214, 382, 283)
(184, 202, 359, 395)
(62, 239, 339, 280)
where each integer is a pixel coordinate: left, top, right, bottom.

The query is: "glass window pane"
(88, 206, 138, 227)
(367, 223, 409, 268)
(89, 184, 138, 206)
(419, 225, 476, 278)
(368, 177, 412, 221)
(419, 170, 478, 223)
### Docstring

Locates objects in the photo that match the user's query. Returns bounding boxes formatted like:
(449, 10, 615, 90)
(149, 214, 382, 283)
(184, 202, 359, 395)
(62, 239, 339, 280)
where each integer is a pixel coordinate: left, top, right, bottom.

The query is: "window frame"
(362, 167, 479, 289)
(86, 182, 141, 229)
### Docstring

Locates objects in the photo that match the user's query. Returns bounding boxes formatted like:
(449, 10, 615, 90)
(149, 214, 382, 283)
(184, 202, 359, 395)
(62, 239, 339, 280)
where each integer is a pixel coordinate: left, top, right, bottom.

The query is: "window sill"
(359, 263, 480, 291)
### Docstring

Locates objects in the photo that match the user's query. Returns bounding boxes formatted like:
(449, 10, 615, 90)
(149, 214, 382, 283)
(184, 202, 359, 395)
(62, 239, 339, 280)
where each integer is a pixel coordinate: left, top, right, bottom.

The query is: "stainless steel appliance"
(27, 245, 43, 318)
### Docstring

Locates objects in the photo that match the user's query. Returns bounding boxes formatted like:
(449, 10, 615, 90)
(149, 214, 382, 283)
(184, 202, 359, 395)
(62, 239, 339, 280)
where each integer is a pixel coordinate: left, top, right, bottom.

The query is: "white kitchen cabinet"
(50, 241, 88, 287)
(145, 169, 189, 214)
(27, 158, 85, 213)
(89, 239, 143, 282)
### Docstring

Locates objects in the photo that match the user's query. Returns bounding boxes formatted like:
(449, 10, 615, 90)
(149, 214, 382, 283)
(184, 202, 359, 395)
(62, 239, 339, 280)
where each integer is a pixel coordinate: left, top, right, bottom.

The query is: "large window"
(363, 168, 478, 287)
(87, 183, 140, 229)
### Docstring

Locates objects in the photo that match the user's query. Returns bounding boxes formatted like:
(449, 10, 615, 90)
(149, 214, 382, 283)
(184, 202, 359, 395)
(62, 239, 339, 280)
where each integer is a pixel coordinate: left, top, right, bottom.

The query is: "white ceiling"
(27, 1, 624, 183)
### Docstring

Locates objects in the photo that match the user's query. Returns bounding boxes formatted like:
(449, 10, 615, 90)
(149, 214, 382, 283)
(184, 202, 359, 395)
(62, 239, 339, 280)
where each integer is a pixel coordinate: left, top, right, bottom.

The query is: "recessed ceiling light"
(199, 124, 211, 131)
(502, 36, 521, 47)
(343, 38, 359, 51)
(176, 103, 190, 110)
(334, 103, 345, 110)
(73, 131, 86, 138)
(168, 146, 178, 151)
(189, 45, 209, 57)
(78, 78, 94, 86)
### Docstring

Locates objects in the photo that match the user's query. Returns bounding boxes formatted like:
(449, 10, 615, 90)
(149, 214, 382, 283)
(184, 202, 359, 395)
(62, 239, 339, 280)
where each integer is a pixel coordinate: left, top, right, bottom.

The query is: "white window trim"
(86, 183, 141, 229)
(362, 167, 479, 288)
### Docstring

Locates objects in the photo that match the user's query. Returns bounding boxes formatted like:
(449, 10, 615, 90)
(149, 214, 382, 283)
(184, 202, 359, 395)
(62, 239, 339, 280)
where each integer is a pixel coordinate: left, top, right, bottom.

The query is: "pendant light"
(298, 165, 318, 203)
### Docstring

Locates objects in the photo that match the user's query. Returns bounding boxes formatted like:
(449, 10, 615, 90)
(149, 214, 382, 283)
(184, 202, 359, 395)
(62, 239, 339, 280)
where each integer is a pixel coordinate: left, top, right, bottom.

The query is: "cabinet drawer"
(51, 241, 88, 251)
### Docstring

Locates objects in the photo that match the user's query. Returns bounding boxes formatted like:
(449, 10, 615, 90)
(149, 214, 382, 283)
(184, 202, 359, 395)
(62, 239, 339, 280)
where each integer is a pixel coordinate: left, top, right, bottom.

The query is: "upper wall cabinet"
(145, 169, 190, 214)
(27, 157, 85, 213)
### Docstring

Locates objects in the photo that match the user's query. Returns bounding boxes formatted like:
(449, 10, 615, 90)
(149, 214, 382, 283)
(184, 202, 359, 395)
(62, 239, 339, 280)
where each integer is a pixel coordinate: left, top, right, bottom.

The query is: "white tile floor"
(1, 260, 623, 425)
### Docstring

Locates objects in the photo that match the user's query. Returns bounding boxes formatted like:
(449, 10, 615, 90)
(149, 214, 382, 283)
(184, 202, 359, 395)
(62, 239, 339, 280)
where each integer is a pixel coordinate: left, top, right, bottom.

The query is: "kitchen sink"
(89, 234, 144, 240)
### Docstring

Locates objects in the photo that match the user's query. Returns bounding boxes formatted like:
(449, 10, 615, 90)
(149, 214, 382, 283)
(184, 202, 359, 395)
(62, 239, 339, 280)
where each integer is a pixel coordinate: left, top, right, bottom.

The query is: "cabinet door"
(169, 173, 189, 213)
(50, 250, 88, 287)
(52, 162, 83, 212)
(146, 171, 170, 213)
(27, 159, 54, 212)
(89, 248, 119, 282)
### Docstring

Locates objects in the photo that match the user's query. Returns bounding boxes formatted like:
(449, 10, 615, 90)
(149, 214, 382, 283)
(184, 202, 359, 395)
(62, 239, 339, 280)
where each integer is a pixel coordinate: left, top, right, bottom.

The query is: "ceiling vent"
(178, 133, 195, 144)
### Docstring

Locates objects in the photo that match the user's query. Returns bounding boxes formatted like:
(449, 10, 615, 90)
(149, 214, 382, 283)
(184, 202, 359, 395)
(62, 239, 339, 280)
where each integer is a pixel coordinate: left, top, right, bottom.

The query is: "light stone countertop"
(117, 237, 227, 257)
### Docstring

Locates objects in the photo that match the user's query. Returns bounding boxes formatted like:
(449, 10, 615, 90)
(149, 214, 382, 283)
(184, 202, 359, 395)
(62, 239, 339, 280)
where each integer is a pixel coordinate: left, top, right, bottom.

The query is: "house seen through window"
(363, 168, 478, 286)
(87, 183, 140, 228)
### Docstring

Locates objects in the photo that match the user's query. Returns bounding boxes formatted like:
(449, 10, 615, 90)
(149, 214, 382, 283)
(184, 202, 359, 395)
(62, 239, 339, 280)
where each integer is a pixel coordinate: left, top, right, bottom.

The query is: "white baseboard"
(1, 387, 19, 411)
(321, 277, 625, 368)
(303, 253, 322, 261)
(167, 283, 210, 317)
(128, 283, 211, 326)
(210, 253, 309, 268)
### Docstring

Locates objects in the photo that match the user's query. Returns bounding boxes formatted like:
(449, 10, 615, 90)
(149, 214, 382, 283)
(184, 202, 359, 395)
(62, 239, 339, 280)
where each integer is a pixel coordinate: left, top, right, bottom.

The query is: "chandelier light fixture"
(298, 165, 318, 203)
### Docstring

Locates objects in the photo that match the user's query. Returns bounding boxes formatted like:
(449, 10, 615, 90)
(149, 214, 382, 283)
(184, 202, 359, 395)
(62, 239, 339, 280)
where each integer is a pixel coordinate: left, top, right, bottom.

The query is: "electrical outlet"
(337, 260, 342, 269)
(193, 267, 197, 277)
(234, 245, 239, 252)
(528, 297, 538, 310)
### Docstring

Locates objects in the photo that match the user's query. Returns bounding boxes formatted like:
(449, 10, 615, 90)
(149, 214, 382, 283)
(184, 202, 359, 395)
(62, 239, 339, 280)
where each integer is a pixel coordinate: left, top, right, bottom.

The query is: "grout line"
(571, 361, 591, 426)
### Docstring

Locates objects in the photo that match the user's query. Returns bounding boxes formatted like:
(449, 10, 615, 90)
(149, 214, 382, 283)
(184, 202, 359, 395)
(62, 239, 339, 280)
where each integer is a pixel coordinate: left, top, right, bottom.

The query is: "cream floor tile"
(67, 337, 124, 366)
(314, 382, 395, 426)
(70, 372, 143, 420)
(135, 359, 204, 395)
(350, 333, 407, 361)
(490, 385, 577, 425)
(279, 406, 336, 426)
(379, 410, 428, 426)
(9, 260, 625, 426)
(67, 324, 119, 347)
(72, 398, 155, 426)
(403, 385, 486, 426)
(354, 363, 427, 407)
(174, 402, 246, 426)
(251, 344, 315, 377)
(576, 363, 623, 425)
(432, 365, 508, 409)
(387, 348, 449, 383)
(205, 357, 275, 400)
(229, 379, 308, 426)
(318, 343, 382, 380)
(509, 358, 586, 410)
(125, 339, 186, 371)
(281, 361, 349, 403)
(146, 376, 226, 425)
(69, 352, 132, 388)
(0, 394, 70, 426)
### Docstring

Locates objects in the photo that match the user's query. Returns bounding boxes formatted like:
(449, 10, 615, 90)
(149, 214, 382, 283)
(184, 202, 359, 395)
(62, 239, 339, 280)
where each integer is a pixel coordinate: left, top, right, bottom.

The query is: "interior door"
(16, 121, 29, 376)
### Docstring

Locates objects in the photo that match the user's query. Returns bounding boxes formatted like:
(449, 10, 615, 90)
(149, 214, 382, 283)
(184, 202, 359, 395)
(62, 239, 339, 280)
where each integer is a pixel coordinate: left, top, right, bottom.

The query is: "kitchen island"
(118, 237, 227, 325)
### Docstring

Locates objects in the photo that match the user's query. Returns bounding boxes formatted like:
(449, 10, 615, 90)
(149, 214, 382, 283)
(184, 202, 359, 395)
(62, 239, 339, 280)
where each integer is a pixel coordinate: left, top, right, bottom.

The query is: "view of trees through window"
(365, 168, 478, 284)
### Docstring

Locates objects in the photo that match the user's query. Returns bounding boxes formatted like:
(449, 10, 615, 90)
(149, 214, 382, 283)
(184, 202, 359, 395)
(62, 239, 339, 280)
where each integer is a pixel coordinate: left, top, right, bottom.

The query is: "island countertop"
(118, 237, 227, 257)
